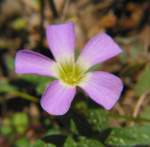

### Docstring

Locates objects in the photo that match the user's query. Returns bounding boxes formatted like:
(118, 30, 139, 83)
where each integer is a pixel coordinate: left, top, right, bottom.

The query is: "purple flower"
(15, 22, 123, 115)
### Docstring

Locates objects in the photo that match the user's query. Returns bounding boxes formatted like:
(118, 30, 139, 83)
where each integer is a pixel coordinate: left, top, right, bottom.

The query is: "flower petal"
(46, 22, 75, 61)
(15, 50, 55, 77)
(40, 80, 76, 115)
(79, 71, 123, 110)
(77, 33, 122, 69)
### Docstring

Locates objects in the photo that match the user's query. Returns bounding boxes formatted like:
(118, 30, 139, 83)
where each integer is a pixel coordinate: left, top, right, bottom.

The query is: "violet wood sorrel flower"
(15, 22, 123, 115)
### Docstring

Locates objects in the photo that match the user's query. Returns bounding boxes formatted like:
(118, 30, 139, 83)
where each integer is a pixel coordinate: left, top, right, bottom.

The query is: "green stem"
(10, 91, 38, 103)
(4, 89, 150, 123)
(109, 113, 150, 123)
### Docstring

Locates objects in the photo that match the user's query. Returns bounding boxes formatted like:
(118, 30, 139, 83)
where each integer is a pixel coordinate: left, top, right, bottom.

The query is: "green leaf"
(135, 65, 150, 96)
(75, 48, 80, 60)
(18, 75, 54, 94)
(106, 125, 150, 146)
(14, 137, 30, 147)
(64, 136, 77, 147)
(18, 75, 49, 83)
(130, 42, 145, 60)
(70, 119, 78, 134)
(44, 128, 61, 136)
(120, 63, 144, 77)
(64, 136, 104, 147)
(78, 137, 104, 147)
(31, 140, 45, 147)
(31, 140, 56, 147)
(11, 112, 29, 134)
(118, 38, 145, 63)
(35, 76, 54, 94)
(0, 118, 12, 136)
(6, 54, 14, 72)
(140, 106, 150, 120)
(0, 79, 16, 93)
(11, 18, 27, 30)
(87, 108, 108, 131)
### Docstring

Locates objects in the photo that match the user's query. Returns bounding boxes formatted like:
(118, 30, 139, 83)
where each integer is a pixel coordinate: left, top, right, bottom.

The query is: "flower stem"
(10, 91, 38, 103)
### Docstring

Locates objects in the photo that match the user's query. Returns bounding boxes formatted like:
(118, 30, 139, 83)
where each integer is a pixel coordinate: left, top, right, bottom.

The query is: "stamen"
(57, 60, 86, 86)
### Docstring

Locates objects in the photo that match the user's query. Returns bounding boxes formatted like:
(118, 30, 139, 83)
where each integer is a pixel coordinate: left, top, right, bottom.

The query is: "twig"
(38, 0, 45, 47)
(133, 91, 149, 118)
(78, 0, 113, 13)
(48, 0, 59, 19)
(115, 103, 125, 115)
(60, 0, 70, 21)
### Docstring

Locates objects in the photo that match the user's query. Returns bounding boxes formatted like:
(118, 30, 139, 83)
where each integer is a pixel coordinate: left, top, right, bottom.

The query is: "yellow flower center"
(57, 61, 86, 86)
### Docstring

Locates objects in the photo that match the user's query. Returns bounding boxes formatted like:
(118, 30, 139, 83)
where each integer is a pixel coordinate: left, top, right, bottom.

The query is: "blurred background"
(0, 0, 150, 146)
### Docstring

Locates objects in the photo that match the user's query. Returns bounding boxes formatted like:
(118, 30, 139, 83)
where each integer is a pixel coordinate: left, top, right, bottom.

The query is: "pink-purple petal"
(46, 22, 75, 61)
(80, 71, 123, 110)
(77, 33, 122, 69)
(15, 50, 55, 77)
(40, 81, 76, 115)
